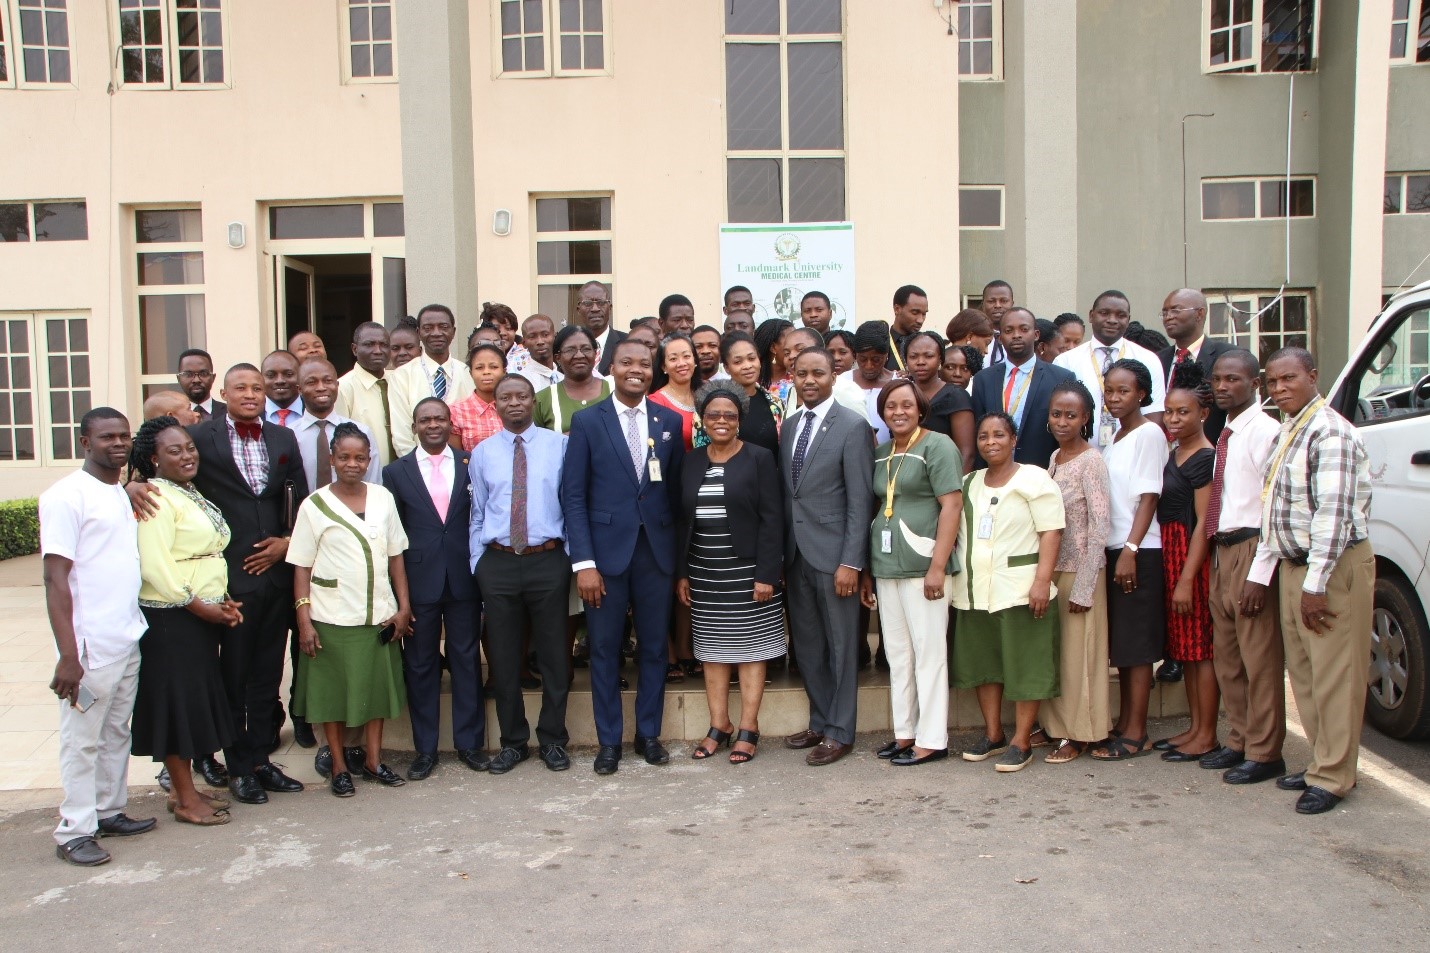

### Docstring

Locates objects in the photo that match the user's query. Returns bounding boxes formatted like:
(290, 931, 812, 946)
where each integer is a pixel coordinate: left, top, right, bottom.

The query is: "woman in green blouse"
(534, 325, 611, 435)
(130, 416, 243, 826)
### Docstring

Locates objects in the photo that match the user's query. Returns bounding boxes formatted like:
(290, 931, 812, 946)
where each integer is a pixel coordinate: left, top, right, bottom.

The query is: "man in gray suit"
(780, 347, 874, 766)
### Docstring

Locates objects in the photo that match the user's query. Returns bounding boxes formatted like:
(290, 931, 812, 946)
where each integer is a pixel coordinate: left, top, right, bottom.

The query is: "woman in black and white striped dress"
(677, 382, 786, 764)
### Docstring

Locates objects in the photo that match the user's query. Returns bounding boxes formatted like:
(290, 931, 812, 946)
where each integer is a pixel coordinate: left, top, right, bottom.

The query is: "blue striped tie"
(433, 366, 447, 400)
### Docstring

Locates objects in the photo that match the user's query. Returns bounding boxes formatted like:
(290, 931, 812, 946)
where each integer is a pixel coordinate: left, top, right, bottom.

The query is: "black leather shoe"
(594, 745, 621, 775)
(1277, 770, 1308, 791)
(634, 736, 670, 765)
(1161, 748, 1216, 763)
(877, 740, 913, 760)
(457, 748, 491, 771)
(1198, 745, 1244, 770)
(97, 813, 157, 837)
(891, 748, 949, 767)
(254, 762, 304, 793)
(1155, 659, 1184, 682)
(228, 774, 268, 804)
(540, 744, 571, 771)
(1224, 758, 1286, 785)
(344, 746, 366, 771)
(193, 755, 228, 787)
(56, 836, 110, 867)
(330, 772, 355, 797)
(407, 752, 438, 781)
(360, 763, 406, 786)
(292, 717, 317, 749)
(487, 745, 531, 775)
(155, 766, 172, 792)
(1296, 786, 1342, 814)
(314, 745, 333, 778)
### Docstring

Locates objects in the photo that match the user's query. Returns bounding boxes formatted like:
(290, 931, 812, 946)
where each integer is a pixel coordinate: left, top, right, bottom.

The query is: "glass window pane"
(524, 35, 544, 70)
(523, 0, 543, 30)
(179, 48, 199, 82)
(136, 208, 202, 243)
(138, 251, 205, 285)
(726, 44, 781, 150)
(1385, 176, 1402, 214)
(372, 43, 392, 76)
(351, 43, 371, 78)
(1259, 179, 1314, 218)
(70, 355, 89, 387)
(1406, 175, 1430, 213)
(972, 41, 992, 75)
(382, 257, 407, 325)
(560, 0, 579, 31)
(787, 0, 842, 34)
(725, 0, 779, 35)
(373, 202, 404, 237)
(1392, 23, 1408, 58)
(536, 239, 612, 275)
(502, 37, 522, 71)
(33, 201, 86, 241)
(69, 318, 87, 350)
(536, 197, 611, 232)
(789, 157, 845, 222)
(371, 6, 391, 41)
(727, 158, 782, 223)
(536, 284, 584, 330)
(500, 0, 519, 35)
(0, 204, 30, 242)
(268, 204, 364, 239)
(203, 49, 223, 82)
(959, 188, 1002, 227)
(787, 43, 843, 150)
(350, 7, 369, 41)
(561, 34, 580, 69)
(1202, 181, 1256, 219)
(583, 0, 603, 31)
(45, 318, 63, 351)
(140, 294, 206, 374)
(971, 3, 993, 39)
(584, 34, 603, 69)
(45, 10, 67, 47)
(202, 10, 222, 45)
(24, 48, 45, 82)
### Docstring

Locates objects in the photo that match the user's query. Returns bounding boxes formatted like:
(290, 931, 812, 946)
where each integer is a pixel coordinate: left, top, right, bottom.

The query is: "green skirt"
(294, 621, 407, 726)
(952, 605, 1060, 701)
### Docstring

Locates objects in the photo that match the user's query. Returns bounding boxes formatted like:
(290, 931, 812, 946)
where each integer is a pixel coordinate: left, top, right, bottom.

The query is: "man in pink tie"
(261, 350, 305, 429)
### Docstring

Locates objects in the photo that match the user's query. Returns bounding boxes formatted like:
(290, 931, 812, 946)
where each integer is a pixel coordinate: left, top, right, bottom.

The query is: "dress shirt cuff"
(1246, 547, 1277, 587)
(838, 563, 862, 573)
(1302, 556, 1334, 596)
(571, 559, 597, 573)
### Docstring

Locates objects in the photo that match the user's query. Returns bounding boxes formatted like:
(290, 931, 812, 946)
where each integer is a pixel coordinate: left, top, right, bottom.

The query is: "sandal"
(1090, 733, 1152, 761)
(1044, 739, 1085, 764)
(692, 725, 733, 759)
(729, 729, 760, 765)
(680, 658, 703, 678)
(167, 791, 230, 813)
(173, 807, 231, 826)
(665, 663, 685, 684)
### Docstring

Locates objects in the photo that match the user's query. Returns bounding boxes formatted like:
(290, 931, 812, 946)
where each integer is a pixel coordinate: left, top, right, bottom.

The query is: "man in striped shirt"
(1257, 347, 1373, 815)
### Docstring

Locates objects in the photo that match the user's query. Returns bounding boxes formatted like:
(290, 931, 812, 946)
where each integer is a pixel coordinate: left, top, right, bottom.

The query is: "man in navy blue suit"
(969, 307, 1074, 468)
(382, 397, 485, 780)
(562, 339, 685, 775)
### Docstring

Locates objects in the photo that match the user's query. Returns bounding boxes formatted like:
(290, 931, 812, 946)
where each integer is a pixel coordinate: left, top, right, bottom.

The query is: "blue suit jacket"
(562, 398, 685, 576)
(969, 358, 1074, 468)
(382, 449, 477, 604)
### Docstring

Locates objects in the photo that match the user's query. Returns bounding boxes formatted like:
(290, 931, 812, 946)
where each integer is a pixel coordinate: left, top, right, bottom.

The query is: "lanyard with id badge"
(646, 438, 663, 482)
(880, 429, 921, 553)
(978, 494, 1000, 540)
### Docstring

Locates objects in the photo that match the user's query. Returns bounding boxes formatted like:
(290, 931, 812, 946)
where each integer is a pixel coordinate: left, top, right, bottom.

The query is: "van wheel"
(1366, 576, 1430, 740)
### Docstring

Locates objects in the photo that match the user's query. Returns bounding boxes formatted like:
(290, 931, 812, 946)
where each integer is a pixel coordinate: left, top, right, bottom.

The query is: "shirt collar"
(612, 395, 648, 417)
(265, 396, 303, 418)
(1179, 335, 1206, 358)
(1007, 353, 1036, 373)
(1092, 337, 1126, 355)
(421, 445, 454, 464)
(497, 424, 538, 445)
(351, 365, 383, 387)
(298, 411, 343, 429)
(1224, 403, 1263, 432)
(800, 394, 837, 419)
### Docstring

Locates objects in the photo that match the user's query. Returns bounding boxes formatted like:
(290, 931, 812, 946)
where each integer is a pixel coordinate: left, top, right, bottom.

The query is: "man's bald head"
(1161, 288, 1209, 346)
(143, 390, 199, 426)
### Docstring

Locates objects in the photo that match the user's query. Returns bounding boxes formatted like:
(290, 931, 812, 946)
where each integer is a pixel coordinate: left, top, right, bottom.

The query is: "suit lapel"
(601, 401, 642, 488)
(449, 452, 469, 525)
(206, 419, 241, 486)
(401, 452, 442, 522)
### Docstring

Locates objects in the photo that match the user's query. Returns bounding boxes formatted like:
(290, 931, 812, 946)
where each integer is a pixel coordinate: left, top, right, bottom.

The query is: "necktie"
(1204, 427, 1231, 539)
(194, 404, 209, 420)
(1172, 347, 1191, 387)
(433, 366, 448, 401)
(510, 435, 528, 552)
(1099, 347, 1115, 373)
(276, 407, 291, 428)
(427, 455, 449, 522)
(1002, 367, 1018, 411)
(235, 420, 261, 441)
(624, 408, 645, 479)
(375, 376, 396, 460)
(790, 410, 817, 487)
(314, 419, 331, 488)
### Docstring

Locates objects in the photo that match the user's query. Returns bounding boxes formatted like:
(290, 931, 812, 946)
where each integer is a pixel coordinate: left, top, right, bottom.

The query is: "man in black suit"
(969, 307, 1075, 468)
(185, 364, 308, 804)
(1159, 288, 1234, 442)
(382, 398, 486, 780)
(578, 280, 626, 377)
(177, 348, 224, 421)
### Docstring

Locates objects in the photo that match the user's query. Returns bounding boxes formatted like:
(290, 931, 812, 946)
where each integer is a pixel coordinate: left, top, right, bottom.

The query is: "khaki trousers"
(1041, 571, 1110, 743)
(1209, 537, 1284, 762)
(1278, 544, 1375, 797)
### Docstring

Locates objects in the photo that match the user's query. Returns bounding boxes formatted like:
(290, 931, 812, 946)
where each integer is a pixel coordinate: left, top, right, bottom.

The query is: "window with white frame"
(1385, 173, 1430, 214)
(8, 0, 72, 85)
(533, 194, 612, 329)
(1391, 0, 1430, 63)
(1202, 176, 1315, 220)
(955, 0, 1001, 79)
(724, 0, 845, 224)
(117, 0, 227, 87)
(0, 200, 87, 242)
(344, 0, 396, 82)
(959, 186, 1003, 229)
(0, 312, 92, 465)
(134, 208, 207, 397)
(1204, 0, 1317, 74)
(496, 0, 606, 77)
(1206, 290, 1313, 365)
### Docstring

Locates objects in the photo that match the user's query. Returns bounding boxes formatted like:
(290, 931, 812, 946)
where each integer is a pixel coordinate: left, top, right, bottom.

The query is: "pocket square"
(661, 431, 672, 442)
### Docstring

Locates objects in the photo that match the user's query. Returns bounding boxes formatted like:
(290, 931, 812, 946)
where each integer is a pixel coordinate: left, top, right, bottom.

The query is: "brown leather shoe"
(784, 729, 825, 750)
(805, 739, 853, 766)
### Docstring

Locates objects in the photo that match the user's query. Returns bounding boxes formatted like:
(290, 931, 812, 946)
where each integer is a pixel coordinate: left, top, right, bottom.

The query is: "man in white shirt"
(517, 313, 564, 392)
(294, 358, 380, 490)
(261, 350, 305, 428)
(335, 321, 397, 466)
(1200, 349, 1286, 786)
(1054, 290, 1166, 449)
(389, 304, 475, 456)
(41, 407, 154, 866)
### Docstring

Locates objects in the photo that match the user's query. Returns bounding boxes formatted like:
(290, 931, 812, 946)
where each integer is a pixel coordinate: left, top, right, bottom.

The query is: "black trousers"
(220, 581, 290, 777)
(403, 583, 483, 754)
(476, 547, 572, 748)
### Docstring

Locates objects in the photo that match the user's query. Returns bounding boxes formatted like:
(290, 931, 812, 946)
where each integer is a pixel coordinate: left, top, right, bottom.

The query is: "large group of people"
(40, 278, 1375, 868)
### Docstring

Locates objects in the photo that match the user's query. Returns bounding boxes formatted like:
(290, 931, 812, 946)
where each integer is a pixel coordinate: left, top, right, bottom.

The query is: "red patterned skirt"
(1160, 520, 1213, 662)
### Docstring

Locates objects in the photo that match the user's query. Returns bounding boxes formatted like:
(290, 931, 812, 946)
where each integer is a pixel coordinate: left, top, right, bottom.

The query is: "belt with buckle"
(487, 539, 562, 556)
(1212, 528, 1260, 548)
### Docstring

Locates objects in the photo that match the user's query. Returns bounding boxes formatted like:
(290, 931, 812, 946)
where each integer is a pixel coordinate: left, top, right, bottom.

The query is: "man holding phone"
(41, 407, 155, 867)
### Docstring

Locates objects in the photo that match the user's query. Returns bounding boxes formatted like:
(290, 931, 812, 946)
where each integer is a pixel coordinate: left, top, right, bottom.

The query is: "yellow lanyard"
(1004, 364, 1034, 416)
(883, 428, 922, 520)
(1088, 343, 1125, 395)
(888, 330, 907, 372)
(1262, 397, 1324, 502)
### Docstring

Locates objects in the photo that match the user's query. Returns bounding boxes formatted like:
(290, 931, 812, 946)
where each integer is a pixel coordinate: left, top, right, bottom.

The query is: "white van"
(1328, 278, 1430, 740)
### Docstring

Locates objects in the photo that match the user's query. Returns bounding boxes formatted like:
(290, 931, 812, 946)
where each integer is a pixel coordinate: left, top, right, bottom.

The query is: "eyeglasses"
(703, 411, 740, 422)
(1158, 306, 1197, 318)
(177, 371, 213, 380)
(559, 345, 596, 357)
(577, 298, 609, 308)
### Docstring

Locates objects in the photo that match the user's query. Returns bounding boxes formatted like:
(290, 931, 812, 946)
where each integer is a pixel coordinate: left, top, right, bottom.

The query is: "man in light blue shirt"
(261, 350, 304, 428)
(469, 374, 572, 774)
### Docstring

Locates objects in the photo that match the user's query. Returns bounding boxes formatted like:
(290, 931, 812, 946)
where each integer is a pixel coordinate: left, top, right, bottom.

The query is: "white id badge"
(1099, 421, 1116, 446)
(977, 513, 994, 539)
(647, 457, 663, 482)
(880, 529, 893, 553)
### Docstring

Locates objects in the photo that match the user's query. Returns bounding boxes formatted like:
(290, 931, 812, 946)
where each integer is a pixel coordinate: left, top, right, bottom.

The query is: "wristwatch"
(1123, 541, 1139, 554)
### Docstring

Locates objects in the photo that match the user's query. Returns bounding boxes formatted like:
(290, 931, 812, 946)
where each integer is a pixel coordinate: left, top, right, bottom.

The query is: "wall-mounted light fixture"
(227, 222, 246, 249)
(493, 209, 512, 236)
